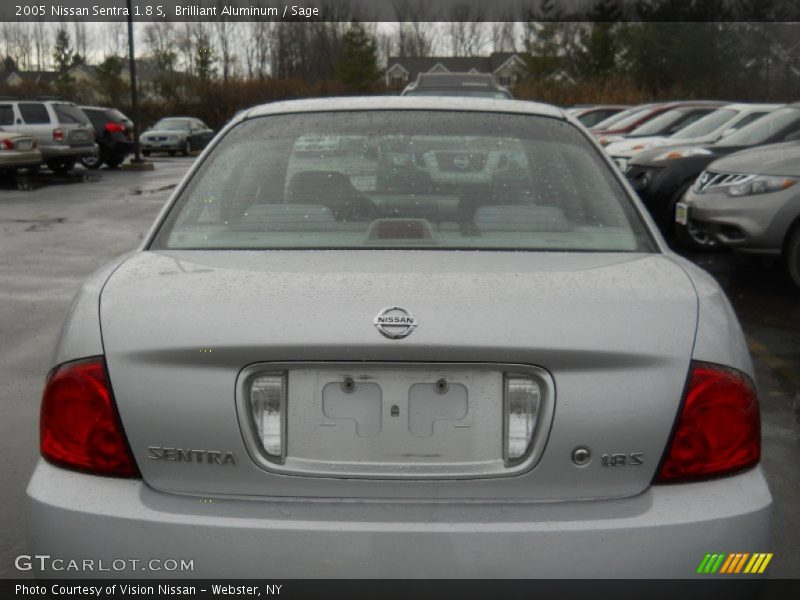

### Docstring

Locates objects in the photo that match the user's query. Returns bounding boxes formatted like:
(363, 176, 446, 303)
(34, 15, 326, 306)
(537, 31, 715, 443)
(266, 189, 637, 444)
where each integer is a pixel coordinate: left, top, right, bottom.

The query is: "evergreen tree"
(335, 21, 381, 92)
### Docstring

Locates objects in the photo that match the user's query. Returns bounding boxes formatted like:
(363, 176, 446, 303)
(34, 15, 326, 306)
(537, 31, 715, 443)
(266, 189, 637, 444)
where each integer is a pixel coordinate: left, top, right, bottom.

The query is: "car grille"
(149, 136, 168, 142)
(693, 171, 754, 193)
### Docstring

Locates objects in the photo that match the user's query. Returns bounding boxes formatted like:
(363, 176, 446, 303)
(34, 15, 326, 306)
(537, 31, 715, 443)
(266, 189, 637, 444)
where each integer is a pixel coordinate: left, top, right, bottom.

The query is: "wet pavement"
(0, 163, 798, 581)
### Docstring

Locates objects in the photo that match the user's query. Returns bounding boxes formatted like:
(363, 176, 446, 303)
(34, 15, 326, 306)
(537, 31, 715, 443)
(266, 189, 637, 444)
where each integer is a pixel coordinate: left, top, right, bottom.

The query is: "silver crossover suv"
(0, 100, 95, 174)
(27, 98, 770, 580)
(679, 141, 800, 287)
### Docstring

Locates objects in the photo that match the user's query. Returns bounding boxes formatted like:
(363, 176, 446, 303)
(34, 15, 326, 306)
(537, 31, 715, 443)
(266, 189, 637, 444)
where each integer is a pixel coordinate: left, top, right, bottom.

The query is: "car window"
(730, 111, 770, 131)
(0, 105, 14, 126)
(153, 111, 652, 253)
(715, 106, 800, 147)
(18, 103, 50, 124)
(53, 104, 90, 125)
(630, 108, 712, 136)
(578, 110, 619, 128)
(592, 105, 650, 130)
(82, 109, 106, 131)
(669, 108, 737, 139)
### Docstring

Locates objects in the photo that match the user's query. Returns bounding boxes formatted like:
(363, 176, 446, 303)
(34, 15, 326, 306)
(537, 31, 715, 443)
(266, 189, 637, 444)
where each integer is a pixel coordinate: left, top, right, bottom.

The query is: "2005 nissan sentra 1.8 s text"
(27, 97, 771, 580)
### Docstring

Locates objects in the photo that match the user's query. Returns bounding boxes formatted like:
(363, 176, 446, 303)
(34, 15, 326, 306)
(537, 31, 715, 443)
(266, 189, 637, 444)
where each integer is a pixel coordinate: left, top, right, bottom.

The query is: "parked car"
(589, 103, 657, 133)
(568, 104, 628, 128)
(79, 106, 134, 169)
(625, 103, 800, 246)
(140, 117, 214, 156)
(677, 141, 800, 286)
(592, 101, 722, 146)
(28, 97, 769, 580)
(605, 103, 780, 171)
(0, 99, 95, 174)
(0, 130, 41, 174)
(402, 73, 513, 99)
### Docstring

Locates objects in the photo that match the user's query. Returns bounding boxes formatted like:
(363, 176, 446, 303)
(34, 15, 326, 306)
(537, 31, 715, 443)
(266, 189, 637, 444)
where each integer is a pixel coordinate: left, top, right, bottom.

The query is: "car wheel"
(786, 226, 800, 288)
(80, 155, 102, 170)
(46, 159, 76, 175)
(182, 139, 191, 156)
(143, 150, 151, 157)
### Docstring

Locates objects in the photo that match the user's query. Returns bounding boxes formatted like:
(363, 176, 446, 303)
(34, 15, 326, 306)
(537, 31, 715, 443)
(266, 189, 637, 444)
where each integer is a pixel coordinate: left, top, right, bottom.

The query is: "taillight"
(40, 357, 139, 478)
(105, 122, 125, 134)
(52, 129, 64, 141)
(0, 139, 13, 150)
(655, 361, 760, 483)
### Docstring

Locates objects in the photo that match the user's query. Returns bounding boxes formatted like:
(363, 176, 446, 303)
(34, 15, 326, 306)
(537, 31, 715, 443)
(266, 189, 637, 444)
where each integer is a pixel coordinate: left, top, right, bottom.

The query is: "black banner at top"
(2, 0, 800, 22)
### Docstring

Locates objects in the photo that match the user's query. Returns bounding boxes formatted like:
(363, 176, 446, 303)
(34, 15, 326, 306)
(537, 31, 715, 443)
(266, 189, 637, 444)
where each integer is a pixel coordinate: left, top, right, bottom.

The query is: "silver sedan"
(27, 97, 770, 580)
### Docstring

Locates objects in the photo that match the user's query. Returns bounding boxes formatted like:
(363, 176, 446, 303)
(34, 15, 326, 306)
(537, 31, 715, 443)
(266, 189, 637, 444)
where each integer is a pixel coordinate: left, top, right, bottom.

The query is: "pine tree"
(335, 21, 381, 92)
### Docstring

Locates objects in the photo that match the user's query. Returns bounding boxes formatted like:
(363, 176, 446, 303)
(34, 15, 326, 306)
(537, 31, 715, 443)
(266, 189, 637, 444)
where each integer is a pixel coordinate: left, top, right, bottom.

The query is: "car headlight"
(652, 147, 712, 161)
(726, 175, 797, 197)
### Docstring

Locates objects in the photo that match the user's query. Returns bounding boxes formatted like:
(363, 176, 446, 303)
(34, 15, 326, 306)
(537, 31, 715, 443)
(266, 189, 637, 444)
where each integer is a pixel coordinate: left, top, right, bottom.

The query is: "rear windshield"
(152, 111, 652, 252)
(154, 119, 191, 130)
(53, 103, 90, 125)
(629, 108, 712, 136)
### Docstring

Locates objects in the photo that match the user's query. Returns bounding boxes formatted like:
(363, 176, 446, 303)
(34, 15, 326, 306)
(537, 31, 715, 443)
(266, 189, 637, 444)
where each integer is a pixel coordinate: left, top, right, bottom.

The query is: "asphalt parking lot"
(0, 161, 798, 580)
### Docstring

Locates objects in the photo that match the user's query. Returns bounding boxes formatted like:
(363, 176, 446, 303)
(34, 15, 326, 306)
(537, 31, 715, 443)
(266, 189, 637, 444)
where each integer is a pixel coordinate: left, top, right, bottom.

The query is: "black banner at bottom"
(4, 579, 800, 600)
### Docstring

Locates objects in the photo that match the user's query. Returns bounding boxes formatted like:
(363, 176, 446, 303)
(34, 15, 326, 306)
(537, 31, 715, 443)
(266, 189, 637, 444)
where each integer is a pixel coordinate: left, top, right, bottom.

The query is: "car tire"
(182, 140, 191, 156)
(786, 226, 800, 288)
(46, 159, 76, 176)
(80, 155, 102, 170)
(143, 150, 151, 157)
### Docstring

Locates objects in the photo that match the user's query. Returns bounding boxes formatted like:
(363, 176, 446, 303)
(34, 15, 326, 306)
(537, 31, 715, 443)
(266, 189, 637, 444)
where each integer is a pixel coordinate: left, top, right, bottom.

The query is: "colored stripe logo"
(697, 553, 773, 574)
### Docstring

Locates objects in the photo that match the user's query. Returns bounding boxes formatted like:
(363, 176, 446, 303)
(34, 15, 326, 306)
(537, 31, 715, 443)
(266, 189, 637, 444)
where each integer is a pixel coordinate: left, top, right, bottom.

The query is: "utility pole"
(124, 0, 152, 169)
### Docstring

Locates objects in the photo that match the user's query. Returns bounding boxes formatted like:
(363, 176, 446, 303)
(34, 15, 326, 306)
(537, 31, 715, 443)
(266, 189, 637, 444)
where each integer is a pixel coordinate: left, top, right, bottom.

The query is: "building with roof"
(385, 52, 528, 90)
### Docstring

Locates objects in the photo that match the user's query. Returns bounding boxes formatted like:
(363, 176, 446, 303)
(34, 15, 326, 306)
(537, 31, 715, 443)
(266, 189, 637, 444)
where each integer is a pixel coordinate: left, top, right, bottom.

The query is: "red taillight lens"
(52, 129, 64, 141)
(1, 139, 14, 150)
(655, 362, 760, 483)
(40, 358, 139, 477)
(104, 122, 125, 134)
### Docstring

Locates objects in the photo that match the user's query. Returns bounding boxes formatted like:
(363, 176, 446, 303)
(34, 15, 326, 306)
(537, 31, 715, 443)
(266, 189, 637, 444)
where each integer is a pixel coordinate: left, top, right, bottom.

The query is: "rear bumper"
(26, 460, 772, 579)
(0, 150, 41, 168)
(40, 144, 97, 160)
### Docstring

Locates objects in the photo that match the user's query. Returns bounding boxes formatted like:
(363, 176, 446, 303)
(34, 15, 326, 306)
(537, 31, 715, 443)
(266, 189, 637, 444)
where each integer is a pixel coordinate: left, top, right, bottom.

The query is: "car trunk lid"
(101, 250, 698, 501)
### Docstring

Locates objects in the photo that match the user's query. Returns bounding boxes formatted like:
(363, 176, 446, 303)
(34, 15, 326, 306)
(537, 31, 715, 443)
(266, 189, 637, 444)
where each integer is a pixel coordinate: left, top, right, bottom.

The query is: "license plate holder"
(675, 202, 689, 225)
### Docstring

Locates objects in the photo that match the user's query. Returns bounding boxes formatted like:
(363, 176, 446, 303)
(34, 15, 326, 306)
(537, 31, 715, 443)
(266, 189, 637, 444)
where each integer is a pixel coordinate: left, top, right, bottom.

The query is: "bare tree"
(215, 1, 235, 81)
(32, 19, 51, 70)
(245, 19, 271, 79)
(102, 21, 127, 58)
(2, 22, 34, 70)
(72, 21, 90, 63)
(491, 22, 518, 52)
(393, 0, 437, 57)
(446, 4, 489, 57)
